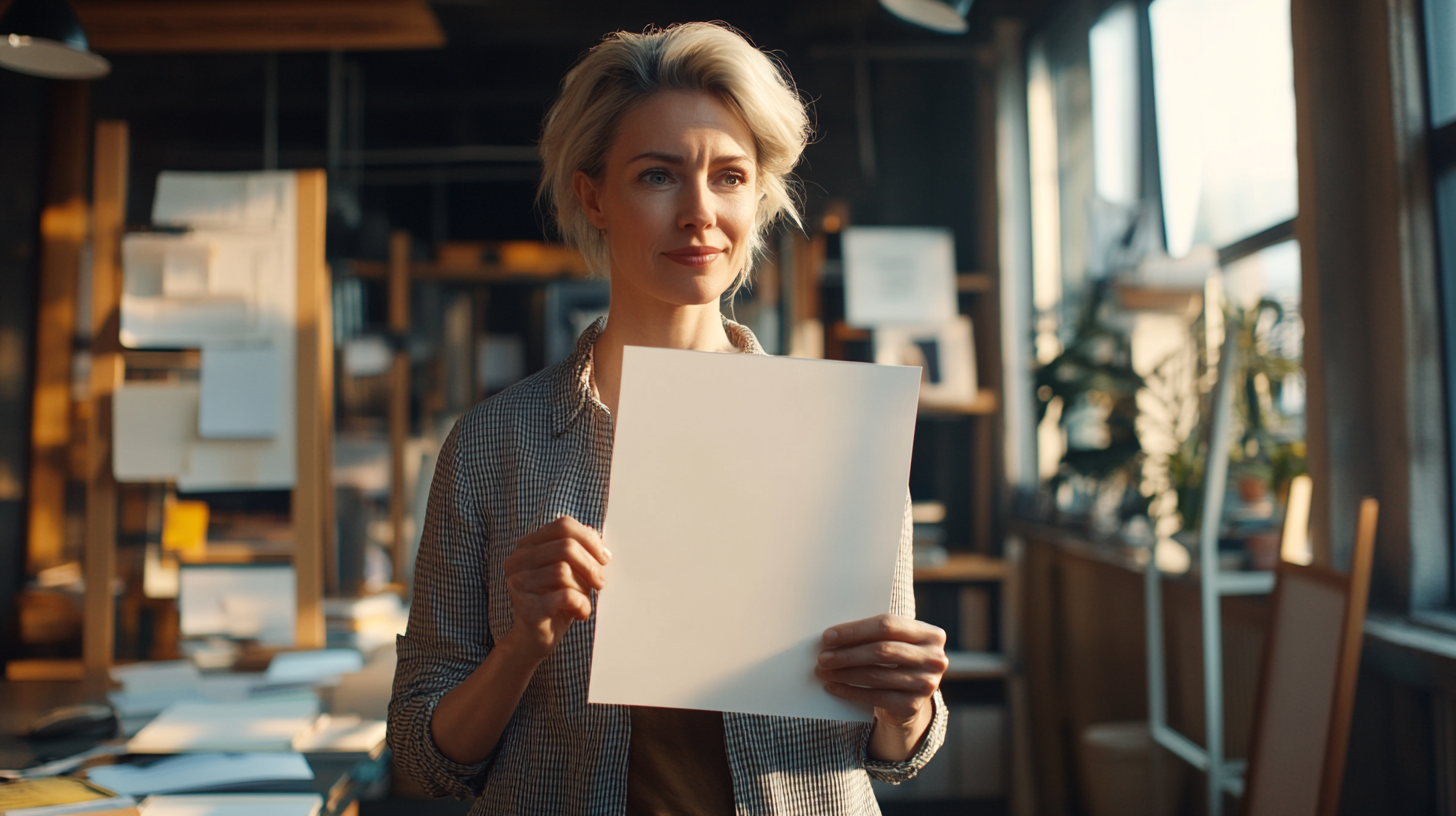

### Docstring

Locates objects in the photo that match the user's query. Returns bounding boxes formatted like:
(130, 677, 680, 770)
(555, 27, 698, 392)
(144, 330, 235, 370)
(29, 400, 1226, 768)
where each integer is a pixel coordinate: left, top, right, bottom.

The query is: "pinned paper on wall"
(113, 383, 198, 481)
(153, 172, 288, 231)
(589, 347, 920, 722)
(843, 226, 958, 328)
(199, 346, 280, 439)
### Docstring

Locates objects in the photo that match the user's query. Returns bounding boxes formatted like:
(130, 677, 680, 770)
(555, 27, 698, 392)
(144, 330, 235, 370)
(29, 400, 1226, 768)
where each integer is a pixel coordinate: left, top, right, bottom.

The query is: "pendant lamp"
(879, 0, 974, 34)
(0, 0, 110, 79)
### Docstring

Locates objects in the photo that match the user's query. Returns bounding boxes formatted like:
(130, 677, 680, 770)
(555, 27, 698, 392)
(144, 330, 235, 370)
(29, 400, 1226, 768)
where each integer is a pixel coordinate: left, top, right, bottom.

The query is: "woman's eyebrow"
(626, 151, 753, 165)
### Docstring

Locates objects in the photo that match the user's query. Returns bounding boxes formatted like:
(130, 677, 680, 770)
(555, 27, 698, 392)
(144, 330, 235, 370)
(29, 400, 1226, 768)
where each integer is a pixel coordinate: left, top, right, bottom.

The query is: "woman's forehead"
(611, 92, 756, 163)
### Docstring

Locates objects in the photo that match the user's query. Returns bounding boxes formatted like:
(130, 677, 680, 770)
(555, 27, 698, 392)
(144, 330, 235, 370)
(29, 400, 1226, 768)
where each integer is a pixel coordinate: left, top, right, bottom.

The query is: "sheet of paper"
(589, 347, 920, 722)
(199, 346, 280, 439)
(843, 226, 958, 327)
(113, 384, 198, 482)
(127, 696, 319, 754)
(178, 565, 296, 646)
(88, 753, 313, 796)
(135, 794, 322, 816)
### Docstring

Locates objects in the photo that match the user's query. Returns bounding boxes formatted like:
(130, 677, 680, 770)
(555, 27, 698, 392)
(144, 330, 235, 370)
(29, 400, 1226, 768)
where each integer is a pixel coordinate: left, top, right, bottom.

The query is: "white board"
(588, 347, 920, 722)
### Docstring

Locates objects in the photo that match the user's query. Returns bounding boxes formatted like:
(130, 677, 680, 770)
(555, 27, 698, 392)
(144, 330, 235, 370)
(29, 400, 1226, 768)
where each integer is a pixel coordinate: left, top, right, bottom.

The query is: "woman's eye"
(644, 171, 669, 185)
(722, 173, 745, 186)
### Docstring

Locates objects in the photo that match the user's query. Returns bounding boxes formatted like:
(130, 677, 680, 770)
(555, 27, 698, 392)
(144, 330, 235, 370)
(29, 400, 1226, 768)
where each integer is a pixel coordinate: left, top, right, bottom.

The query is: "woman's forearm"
(429, 634, 542, 765)
(867, 701, 935, 763)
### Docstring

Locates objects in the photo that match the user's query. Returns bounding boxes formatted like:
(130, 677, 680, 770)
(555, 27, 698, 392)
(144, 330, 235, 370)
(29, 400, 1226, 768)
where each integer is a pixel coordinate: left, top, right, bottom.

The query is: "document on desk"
(126, 695, 319, 754)
(589, 347, 921, 722)
(134, 793, 321, 816)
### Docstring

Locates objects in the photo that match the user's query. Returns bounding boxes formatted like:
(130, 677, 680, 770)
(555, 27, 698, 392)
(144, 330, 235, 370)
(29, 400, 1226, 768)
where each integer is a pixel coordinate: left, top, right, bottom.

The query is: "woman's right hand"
(500, 515, 611, 662)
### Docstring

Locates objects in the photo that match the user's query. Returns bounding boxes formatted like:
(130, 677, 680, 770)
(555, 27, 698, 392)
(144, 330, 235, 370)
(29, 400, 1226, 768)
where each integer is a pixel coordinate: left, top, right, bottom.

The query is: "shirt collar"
(548, 313, 765, 437)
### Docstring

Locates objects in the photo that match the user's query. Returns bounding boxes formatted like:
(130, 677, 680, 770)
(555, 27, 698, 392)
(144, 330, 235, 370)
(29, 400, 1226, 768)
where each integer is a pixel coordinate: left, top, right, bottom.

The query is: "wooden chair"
(1241, 497, 1378, 816)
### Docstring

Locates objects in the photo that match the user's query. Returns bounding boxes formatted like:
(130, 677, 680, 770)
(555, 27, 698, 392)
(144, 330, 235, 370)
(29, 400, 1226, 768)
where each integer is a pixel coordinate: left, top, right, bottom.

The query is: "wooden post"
(81, 121, 129, 676)
(26, 82, 89, 574)
(293, 170, 329, 649)
(388, 231, 411, 587)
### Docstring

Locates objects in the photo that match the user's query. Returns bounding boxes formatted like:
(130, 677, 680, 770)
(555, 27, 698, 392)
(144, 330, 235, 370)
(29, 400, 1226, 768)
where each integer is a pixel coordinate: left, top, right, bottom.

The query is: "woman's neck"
(592, 279, 736, 417)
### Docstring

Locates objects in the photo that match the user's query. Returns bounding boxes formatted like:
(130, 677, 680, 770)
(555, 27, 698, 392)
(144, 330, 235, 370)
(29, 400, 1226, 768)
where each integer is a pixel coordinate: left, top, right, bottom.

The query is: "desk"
(0, 674, 389, 816)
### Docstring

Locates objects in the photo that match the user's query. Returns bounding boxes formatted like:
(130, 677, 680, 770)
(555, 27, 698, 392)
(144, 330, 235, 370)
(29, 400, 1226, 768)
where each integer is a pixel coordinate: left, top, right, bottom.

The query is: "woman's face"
(576, 91, 758, 307)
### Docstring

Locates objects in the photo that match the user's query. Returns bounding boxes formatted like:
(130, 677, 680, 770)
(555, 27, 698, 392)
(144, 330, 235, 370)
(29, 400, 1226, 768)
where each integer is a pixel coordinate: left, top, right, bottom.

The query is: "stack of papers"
(127, 696, 319, 754)
(136, 794, 321, 816)
(263, 651, 362, 688)
(109, 663, 205, 719)
(87, 754, 313, 796)
(289, 715, 386, 757)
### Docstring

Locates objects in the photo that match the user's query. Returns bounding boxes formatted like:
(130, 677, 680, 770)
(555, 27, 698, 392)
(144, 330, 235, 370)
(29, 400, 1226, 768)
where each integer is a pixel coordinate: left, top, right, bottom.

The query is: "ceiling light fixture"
(879, 0, 974, 35)
(0, 0, 110, 79)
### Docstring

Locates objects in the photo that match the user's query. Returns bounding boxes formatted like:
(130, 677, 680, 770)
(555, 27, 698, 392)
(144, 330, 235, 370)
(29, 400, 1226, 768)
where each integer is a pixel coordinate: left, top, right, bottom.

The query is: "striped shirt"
(389, 316, 947, 815)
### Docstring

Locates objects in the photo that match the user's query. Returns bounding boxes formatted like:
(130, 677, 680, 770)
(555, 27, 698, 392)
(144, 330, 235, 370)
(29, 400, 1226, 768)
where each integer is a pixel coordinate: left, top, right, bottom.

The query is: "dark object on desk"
(25, 703, 117, 741)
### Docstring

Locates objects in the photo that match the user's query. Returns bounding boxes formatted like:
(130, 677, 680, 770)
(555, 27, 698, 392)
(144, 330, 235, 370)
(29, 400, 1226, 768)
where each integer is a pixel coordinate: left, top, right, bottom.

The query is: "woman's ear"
(573, 171, 609, 231)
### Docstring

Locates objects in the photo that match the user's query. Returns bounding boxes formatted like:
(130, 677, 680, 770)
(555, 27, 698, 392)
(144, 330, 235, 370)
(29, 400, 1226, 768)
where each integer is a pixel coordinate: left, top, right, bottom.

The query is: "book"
(87, 753, 313, 796)
(0, 777, 136, 815)
(134, 794, 321, 816)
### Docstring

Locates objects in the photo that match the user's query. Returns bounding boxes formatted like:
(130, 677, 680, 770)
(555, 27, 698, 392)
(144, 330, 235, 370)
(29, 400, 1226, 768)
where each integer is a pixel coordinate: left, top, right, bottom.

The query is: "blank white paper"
(589, 347, 920, 722)
(843, 226, 958, 328)
(114, 382, 198, 481)
(199, 346, 280, 439)
(128, 696, 319, 754)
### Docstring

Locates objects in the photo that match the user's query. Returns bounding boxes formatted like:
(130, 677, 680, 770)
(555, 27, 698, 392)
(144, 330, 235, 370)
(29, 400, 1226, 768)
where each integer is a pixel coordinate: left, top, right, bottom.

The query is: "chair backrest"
(1241, 497, 1377, 816)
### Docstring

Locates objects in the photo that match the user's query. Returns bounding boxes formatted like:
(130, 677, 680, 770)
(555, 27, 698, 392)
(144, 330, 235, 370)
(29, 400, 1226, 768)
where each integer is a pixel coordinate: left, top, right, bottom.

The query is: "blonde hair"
(537, 22, 811, 289)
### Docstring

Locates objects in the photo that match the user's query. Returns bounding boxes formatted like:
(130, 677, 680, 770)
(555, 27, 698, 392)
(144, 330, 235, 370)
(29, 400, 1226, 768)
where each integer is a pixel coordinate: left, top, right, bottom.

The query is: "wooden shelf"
(943, 650, 1008, 680)
(914, 553, 1008, 582)
(918, 390, 999, 416)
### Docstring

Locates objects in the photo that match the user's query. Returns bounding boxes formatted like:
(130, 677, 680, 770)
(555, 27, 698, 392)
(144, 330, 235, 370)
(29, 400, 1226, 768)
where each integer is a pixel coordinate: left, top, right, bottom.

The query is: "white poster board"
(589, 347, 920, 722)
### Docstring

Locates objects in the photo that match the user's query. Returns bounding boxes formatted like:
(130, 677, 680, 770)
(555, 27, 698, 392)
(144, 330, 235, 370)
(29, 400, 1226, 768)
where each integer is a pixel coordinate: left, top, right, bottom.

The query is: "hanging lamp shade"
(0, 0, 109, 79)
(879, 0, 973, 34)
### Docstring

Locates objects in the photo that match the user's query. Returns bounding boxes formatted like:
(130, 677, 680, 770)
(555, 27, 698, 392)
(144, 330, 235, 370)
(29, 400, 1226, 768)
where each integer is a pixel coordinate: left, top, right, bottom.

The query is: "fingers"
(505, 537, 609, 592)
(821, 683, 925, 721)
(817, 640, 948, 673)
(814, 664, 940, 697)
(516, 516, 611, 565)
(822, 615, 945, 649)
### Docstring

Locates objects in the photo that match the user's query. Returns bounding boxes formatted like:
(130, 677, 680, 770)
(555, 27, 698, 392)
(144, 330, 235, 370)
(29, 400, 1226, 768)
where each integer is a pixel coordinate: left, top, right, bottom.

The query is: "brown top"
(625, 707, 735, 816)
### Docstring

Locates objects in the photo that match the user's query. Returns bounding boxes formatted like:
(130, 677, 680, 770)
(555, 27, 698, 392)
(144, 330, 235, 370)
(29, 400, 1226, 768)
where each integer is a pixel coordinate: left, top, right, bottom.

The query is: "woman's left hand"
(816, 615, 948, 761)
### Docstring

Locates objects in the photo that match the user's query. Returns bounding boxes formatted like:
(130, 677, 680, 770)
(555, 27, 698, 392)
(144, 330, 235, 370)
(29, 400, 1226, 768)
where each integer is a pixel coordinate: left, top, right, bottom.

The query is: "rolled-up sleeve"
(388, 422, 495, 799)
(864, 492, 948, 784)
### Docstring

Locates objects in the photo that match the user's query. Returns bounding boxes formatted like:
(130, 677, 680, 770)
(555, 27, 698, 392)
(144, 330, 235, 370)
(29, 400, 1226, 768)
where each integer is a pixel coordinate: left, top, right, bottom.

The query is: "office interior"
(0, 0, 1451, 813)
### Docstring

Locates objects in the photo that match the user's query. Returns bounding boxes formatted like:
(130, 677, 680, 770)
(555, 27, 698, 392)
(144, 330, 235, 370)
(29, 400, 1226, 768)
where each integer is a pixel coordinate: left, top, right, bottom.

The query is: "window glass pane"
(1150, 0, 1298, 256)
(1427, 0, 1456, 128)
(1090, 3, 1141, 206)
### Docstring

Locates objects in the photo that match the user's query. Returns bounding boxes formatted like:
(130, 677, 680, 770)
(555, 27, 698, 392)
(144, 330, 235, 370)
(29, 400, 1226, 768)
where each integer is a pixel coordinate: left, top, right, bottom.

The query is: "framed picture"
(842, 226, 958, 328)
(874, 316, 977, 408)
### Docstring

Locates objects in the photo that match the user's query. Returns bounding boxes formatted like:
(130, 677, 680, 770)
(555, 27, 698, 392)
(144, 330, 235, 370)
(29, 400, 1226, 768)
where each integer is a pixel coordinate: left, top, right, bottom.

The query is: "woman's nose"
(677, 176, 715, 232)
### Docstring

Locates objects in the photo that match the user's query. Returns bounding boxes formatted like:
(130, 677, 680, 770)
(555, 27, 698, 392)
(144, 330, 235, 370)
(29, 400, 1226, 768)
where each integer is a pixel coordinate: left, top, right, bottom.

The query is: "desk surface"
(0, 646, 399, 809)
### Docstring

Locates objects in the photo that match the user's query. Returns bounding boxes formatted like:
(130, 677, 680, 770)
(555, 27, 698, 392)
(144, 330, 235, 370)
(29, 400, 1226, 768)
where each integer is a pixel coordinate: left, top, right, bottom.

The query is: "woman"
(389, 22, 949, 815)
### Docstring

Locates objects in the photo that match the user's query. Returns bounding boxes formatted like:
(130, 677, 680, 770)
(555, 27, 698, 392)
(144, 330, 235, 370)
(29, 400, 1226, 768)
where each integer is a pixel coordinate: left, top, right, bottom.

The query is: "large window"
(1027, 0, 1303, 558)
(1426, 0, 1456, 585)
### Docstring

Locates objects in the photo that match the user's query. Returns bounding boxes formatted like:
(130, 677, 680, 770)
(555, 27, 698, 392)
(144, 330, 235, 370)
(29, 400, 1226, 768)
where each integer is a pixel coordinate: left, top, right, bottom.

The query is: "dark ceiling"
(84, 0, 1046, 259)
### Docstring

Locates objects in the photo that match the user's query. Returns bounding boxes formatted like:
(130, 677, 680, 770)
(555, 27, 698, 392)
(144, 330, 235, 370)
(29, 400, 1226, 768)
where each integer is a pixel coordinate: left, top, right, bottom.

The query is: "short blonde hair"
(537, 22, 811, 286)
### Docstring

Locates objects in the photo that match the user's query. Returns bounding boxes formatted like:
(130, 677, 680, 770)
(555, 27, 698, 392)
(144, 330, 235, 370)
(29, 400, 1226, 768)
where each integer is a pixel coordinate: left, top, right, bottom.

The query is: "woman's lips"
(662, 247, 724, 267)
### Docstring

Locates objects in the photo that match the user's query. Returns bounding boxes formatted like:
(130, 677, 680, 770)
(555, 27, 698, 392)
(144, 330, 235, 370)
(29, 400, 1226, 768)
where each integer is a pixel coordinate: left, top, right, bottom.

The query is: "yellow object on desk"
(0, 777, 134, 814)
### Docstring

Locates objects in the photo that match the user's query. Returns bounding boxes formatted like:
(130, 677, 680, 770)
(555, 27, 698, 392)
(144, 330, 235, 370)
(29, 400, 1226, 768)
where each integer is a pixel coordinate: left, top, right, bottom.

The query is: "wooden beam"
(71, 0, 445, 53)
(293, 170, 328, 649)
(82, 121, 129, 676)
(26, 82, 89, 575)
(388, 231, 411, 588)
